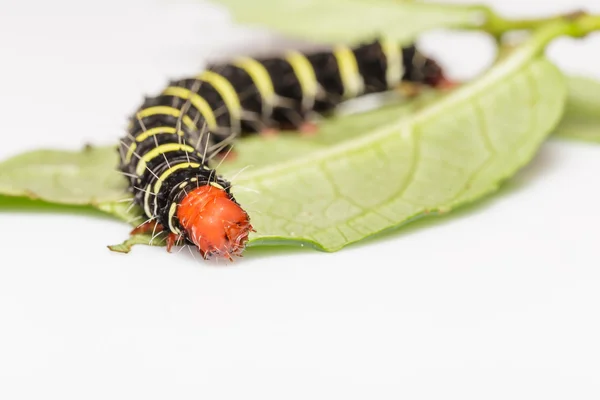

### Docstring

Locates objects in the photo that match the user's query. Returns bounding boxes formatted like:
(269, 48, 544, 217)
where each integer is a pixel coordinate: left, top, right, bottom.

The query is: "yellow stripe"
(125, 143, 137, 164)
(197, 71, 241, 128)
(380, 38, 403, 88)
(285, 51, 318, 110)
(167, 182, 189, 234)
(154, 162, 201, 195)
(143, 185, 153, 218)
(135, 143, 196, 176)
(135, 106, 197, 131)
(168, 202, 181, 235)
(233, 57, 276, 113)
(135, 126, 181, 142)
(127, 127, 184, 164)
(162, 87, 218, 129)
(333, 45, 365, 98)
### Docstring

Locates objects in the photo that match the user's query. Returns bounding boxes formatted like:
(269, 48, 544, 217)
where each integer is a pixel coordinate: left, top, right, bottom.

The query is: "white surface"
(1, 0, 600, 398)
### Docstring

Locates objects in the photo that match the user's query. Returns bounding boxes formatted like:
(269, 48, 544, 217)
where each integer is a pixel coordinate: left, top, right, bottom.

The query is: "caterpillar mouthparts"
(174, 185, 253, 260)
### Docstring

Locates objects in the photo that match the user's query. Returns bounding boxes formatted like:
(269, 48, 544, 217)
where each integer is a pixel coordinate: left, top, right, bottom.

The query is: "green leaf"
(229, 61, 565, 251)
(220, 94, 434, 173)
(554, 75, 600, 143)
(0, 21, 583, 253)
(219, 19, 585, 251)
(0, 145, 128, 205)
(211, 0, 487, 44)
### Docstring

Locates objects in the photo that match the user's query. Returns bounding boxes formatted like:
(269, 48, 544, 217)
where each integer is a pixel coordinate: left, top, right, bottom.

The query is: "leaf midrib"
(236, 42, 539, 185)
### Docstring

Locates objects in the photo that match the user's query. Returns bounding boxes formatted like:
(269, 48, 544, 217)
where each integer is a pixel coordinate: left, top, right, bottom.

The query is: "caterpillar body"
(120, 107, 252, 260)
(119, 39, 446, 259)
(137, 39, 446, 150)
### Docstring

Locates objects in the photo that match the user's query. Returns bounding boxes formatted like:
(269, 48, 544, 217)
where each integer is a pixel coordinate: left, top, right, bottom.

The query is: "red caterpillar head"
(177, 185, 253, 260)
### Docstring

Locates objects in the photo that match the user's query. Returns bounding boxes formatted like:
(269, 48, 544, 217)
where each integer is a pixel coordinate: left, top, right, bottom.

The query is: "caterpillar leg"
(260, 123, 318, 137)
(298, 121, 319, 137)
(166, 233, 182, 253)
(436, 77, 459, 90)
(131, 222, 182, 253)
(212, 148, 238, 162)
(263, 120, 319, 137)
(395, 79, 458, 97)
(396, 82, 422, 97)
(130, 219, 164, 236)
(272, 107, 322, 136)
(260, 127, 280, 138)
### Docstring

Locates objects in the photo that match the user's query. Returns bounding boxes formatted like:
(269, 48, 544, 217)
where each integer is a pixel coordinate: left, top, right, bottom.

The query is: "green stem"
(464, 5, 600, 40)
(531, 13, 600, 49)
(481, 9, 567, 37)
(569, 13, 600, 37)
(456, 13, 600, 102)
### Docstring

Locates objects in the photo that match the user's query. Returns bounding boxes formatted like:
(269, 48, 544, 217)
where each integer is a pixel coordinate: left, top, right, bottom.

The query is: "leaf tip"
(107, 243, 132, 254)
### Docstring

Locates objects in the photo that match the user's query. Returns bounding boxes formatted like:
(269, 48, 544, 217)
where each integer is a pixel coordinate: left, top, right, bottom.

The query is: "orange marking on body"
(213, 149, 238, 162)
(298, 121, 319, 137)
(435, 77, 460, 90)
(177, 185, 252, 260)
(260, 127, 279, 138)
(396, 82, 421, 97)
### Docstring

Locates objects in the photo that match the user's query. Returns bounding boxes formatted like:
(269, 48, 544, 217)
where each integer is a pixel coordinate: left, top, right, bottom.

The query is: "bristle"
(176, 185, 252, 259)
(116, 40, 445, 259)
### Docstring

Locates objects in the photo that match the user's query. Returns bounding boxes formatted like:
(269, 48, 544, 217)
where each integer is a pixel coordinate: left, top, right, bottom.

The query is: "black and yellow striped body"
(198, 40, 442, 136)
(118, 39, 443, 241)
(119, 103, 233, 241)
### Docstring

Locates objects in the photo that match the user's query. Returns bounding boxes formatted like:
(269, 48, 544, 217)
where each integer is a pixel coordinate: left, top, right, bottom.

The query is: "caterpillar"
(118, 39, 446, 260)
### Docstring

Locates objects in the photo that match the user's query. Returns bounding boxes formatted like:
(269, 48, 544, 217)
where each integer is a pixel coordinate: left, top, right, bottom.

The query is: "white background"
(1, 0, 600, 398)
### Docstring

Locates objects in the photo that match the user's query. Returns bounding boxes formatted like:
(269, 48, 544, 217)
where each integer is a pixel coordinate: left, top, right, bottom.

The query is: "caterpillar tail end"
(177, 185, 253, 261)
